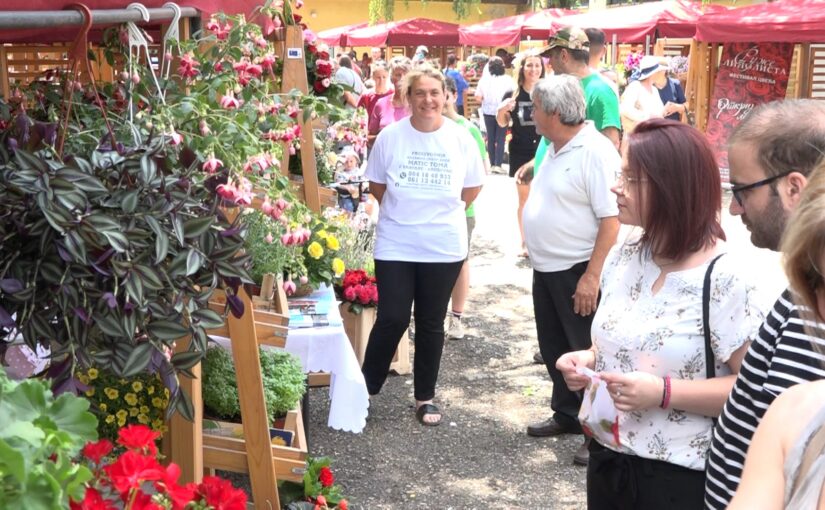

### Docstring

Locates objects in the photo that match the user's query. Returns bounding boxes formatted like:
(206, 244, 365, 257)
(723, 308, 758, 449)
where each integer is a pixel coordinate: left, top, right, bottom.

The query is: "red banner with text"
(705, 42, 795, 183)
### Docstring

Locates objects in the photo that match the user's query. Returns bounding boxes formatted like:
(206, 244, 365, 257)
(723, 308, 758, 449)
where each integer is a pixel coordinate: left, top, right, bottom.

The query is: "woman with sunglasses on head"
(555, 119, 770, 509)
(496, 51, 545, 257)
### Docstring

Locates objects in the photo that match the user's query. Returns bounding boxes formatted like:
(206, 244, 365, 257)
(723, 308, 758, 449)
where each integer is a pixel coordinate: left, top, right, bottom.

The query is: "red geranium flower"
(82, 439, 114, 464)
(117, 424, 160, 455)
(197, 475, 248, 510)
(103, 450, 166, 495)
(70, 488, 117, 510)
(318, 466, 334, 487)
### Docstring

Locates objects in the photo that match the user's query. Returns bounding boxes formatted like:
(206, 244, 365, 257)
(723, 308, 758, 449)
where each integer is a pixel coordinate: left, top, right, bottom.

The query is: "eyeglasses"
(616, 174, 647, 190)
(730, 171, 793, 207)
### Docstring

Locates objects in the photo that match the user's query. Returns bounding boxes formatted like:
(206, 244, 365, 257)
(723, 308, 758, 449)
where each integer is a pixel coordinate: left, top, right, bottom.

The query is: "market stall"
(345, 17, 460, 65)
(317, 21, 368, 47)
(458, 8, 573, 48)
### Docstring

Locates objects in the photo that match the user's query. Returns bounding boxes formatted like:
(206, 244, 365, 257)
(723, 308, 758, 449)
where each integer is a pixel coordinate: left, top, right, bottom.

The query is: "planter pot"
(339, 304, 411, 374)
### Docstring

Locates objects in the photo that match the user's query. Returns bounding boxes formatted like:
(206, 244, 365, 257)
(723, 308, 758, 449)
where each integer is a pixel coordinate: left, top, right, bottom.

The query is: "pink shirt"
(368, 94, 409, 136)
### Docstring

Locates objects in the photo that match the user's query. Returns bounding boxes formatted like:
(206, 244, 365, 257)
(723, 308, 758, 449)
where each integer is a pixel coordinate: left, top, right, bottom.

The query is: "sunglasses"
(730, 170, 793, 207)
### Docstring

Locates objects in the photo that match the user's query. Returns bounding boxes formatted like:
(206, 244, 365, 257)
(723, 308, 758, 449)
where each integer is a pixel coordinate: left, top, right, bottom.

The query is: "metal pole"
(612, 33, 617, 66)
(645, 35, 651, 55)
(0, 7, 200, 30)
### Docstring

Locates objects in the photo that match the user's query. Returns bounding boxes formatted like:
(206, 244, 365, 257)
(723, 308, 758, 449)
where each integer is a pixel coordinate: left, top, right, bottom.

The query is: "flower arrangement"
(624, 50, 644, 79)
(281, 457, 348, 509)
(283, 223, 346, 294)
(71, 424, 248, 509)
(338, 270, 378, 314)
(202, 346, 306, 422)
(323, 208, 375, 275)
(77, 367, 171, 444)
(240, 208, 292, 285)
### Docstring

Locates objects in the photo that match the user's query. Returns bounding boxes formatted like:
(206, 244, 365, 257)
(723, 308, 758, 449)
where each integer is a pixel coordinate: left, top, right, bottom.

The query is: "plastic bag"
(577, 367, 621, 448)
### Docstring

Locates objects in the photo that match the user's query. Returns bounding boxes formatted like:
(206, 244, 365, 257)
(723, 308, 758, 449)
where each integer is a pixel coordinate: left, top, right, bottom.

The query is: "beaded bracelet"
(660, 375, 672, 409)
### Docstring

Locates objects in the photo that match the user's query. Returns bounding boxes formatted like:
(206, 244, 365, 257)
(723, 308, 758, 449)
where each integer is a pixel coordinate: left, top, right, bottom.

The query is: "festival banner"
(705, 42, 795, 182)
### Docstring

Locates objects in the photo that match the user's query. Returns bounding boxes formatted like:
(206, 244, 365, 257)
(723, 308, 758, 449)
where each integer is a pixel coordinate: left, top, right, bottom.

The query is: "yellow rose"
(316, 230, 329, 239)
(332, 258, 345, 277)
(307, 241, 324, 260)
(130, 407, 140, 417)
(125, 393, 138, 406)
(105, 414, 115, 424)
(132, 381, 143, 392)
(138, 414, 150, 424)
(326, 235, 340, 251)
(104, 388, 119, 400)
(99, 403, 107, 412)
(87, 368, 98, 380)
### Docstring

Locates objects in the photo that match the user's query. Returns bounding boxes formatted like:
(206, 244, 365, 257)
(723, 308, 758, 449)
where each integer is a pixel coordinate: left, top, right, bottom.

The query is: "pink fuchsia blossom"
(168, 131, 183, 145)
(275, 198, 289, 211)
(265, 233, 274, 244)
(199, 120, 211, 136)
(280, 233, 291, 246)
(178, 52, 199, 79)
(271, 16, 283, 29)
(219, 94, 240, 109)
(202, 156, 223, 173)
(283, 279, 297, 296)
(206, 18, 231, 40)
(214, 62, 224, 73)
(261, 198, 275, 216)
(295, 0, 304, 8)
(261, 54, 277, 72)
(255, 36, 268, 48)
(299, 275, 309, 285)
(288, 145, 296, 155)
(216, 178, 253, 206)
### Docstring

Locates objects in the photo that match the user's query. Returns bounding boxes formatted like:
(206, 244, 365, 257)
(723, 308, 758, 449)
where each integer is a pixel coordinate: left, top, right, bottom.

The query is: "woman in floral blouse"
(556, 119, 769, 509)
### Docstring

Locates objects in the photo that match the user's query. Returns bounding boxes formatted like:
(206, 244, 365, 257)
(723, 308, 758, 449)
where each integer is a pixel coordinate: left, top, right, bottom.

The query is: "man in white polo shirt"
(522, 74, 620, 466)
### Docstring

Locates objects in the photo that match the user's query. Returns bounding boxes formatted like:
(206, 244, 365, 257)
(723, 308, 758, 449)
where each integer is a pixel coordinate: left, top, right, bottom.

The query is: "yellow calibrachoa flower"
(326, 235, 340, 251)
(116, 409, 128, 421)
(87, 368, 98, 380)
(152, 397, 164, 409)
(307, 241, 324, 259)
(104, 388, 119, 400)
(332, 258, 345, 277)
(138, 414, 150, 425)
(164, 388, 170, 398)
(77, 374, 89, 385)
(147, 385, 155, 395)
(316, 230, 329, 239)
(99, 403, 107, 412)
(130, 407, 140, 417)
(140, 405, 150, 414)
(124, 393, 138, 406)
(85, 388, 95, 397)
(105, 414, 115, 424)
(117, 416, 127, 427)
(132, 381, 143, 393)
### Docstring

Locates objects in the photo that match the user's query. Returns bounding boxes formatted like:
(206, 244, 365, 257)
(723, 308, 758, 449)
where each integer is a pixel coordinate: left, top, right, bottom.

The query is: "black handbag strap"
(703, 254, 725, 380)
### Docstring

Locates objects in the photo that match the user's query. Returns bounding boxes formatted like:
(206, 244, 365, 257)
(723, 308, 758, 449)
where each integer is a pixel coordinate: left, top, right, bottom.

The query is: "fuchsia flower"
(178, 52, 199, 79)
(283, 279, 297, 296)
(202, 156, 223, 173)
(216, 178, 253, 206)
(168, 131, 183, 145)
(271, 16, 283, 29)
(219, 94, 240, 109)
(206, 18, 231, 40)
(265, 233, 274, 244)
(261, 54, 277, 72)
(295, 0, 304, 8)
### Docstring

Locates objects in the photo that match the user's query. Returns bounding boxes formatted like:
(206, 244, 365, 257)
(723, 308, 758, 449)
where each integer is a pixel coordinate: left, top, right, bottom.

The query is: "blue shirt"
(445, 68, 469, 106)
(657, 77, 686, 121)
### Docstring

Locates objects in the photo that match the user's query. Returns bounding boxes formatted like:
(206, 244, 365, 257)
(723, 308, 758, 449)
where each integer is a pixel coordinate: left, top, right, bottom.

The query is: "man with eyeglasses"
(704, 99, 825, 509)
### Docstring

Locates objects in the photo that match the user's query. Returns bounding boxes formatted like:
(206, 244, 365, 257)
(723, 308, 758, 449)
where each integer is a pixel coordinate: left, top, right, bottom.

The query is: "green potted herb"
(201, 346, 306, 427)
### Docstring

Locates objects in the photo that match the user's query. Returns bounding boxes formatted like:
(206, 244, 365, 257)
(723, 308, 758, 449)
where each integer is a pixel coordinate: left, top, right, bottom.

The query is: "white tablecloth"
(211, 289, 369, 434)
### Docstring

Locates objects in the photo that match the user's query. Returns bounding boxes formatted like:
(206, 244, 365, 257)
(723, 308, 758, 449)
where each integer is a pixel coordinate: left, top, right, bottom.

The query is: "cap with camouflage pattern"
(540, 26, 590, 56)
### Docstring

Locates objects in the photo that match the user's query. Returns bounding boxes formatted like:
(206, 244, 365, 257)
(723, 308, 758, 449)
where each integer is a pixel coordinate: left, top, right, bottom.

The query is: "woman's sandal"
(415, 403, 442, 427)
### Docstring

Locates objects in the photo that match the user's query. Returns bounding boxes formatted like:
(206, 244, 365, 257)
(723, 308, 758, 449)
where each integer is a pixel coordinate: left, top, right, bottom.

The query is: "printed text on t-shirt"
(397, 150, 452, 190)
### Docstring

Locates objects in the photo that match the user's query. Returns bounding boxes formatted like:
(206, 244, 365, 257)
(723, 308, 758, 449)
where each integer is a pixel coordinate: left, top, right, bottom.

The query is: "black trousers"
(587, 441, 706, 510)
(362, 259, 464, 401)
(533, 262, 593, 430)
(483, 113, 507, 167)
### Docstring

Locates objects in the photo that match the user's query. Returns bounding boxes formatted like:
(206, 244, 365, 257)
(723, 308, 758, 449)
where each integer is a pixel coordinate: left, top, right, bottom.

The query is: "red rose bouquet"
(71, 424, 248, 510)
(339, 269, 378, 314)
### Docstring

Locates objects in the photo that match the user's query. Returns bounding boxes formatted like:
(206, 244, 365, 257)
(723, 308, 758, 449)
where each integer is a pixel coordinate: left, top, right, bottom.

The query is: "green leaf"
(172, 215, 185, 246)
(191, 308, 224, 329)
(183, 216, 214, 238)
(173, 389, 195, 422)
(185, 249, 204, 276)
(154, 230, 169, 264)
(144, 215, 163, 237)
(48, 394, 97, 440)
(171, 351, 204, 370)
(102, 231, 129, 253)
(121, 342, 155, 377)
(147, 320, 189, 341)
(0, 439, 26, 482)
(125, 271, 144, 303)
(14, 149, 46, 172)
(140, 153, 157, 183)
(84, 213, 121, 232)
(134, 265, 163, 290)
(121, 190, 139, 213)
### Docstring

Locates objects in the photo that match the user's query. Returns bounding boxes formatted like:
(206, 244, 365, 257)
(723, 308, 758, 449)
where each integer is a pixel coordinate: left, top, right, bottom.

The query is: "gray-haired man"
(522, 74, 620, 465)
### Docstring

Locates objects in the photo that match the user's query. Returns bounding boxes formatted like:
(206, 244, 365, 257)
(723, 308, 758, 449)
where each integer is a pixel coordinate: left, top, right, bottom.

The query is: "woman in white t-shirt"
(363, 67, 485, 427)
(473, 56, 514, 172)
(620, 55, 668, 134)
(555, 119, 768, 508)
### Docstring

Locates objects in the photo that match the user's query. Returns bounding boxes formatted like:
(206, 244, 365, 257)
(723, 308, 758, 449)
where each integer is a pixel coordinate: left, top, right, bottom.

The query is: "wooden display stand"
(339, 304, 412, 375)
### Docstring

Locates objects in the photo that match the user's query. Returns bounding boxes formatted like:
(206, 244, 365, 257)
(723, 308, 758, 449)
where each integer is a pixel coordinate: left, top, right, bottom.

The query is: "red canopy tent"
(345, 17, 459, 47)
(316, 21, 369, 47)
(527, 0, 724, 44)
(696, 0, 825, 43)
(458, 8, 573, 47)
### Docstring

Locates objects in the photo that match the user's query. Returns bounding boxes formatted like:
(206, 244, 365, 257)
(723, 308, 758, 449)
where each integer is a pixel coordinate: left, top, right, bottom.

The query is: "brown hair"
(403, 66, 446, 98)
(627, 119, 725, 260)
(517, 54, 545, 90)
(782, 160, 825, 330)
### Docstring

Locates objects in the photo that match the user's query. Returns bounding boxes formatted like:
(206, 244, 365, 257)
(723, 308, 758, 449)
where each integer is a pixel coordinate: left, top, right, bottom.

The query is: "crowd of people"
(324, 24, 825, 509)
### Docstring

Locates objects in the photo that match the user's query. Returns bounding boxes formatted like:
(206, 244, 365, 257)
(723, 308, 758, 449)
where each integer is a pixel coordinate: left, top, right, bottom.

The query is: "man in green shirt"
(517, 26, 621, 182)
(444, 76, 489, 340)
